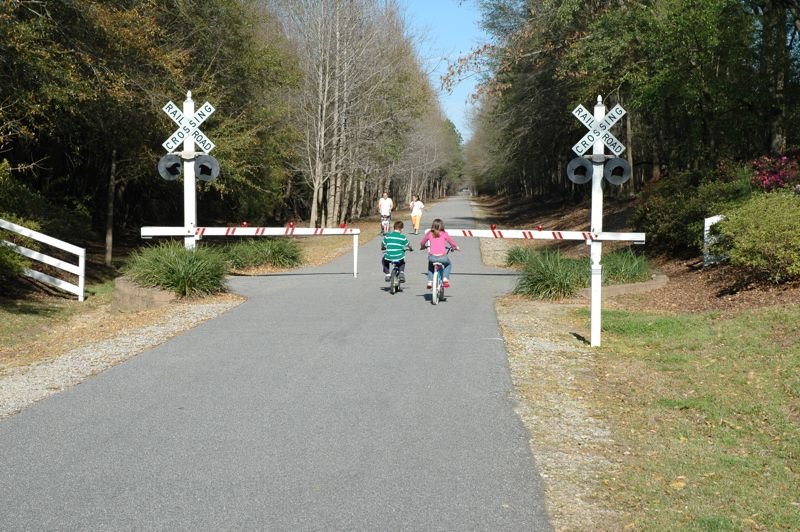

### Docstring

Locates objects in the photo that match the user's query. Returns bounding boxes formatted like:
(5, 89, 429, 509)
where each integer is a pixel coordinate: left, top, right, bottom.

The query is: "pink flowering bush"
(751, 155, 799, 191)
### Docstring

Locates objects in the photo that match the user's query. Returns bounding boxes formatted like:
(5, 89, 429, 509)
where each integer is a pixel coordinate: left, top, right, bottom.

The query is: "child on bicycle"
(382, 220, 412, 282)
(377, 191, 394, 235)
(419, 218, 459, 288)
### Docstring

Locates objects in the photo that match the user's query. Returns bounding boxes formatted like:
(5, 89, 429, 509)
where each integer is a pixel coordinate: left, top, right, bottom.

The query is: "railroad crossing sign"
(156, 91, 217, 249)
(162, 97, 216, 153)
(571, 103, 626, 156)
(566, 96, 643, 347)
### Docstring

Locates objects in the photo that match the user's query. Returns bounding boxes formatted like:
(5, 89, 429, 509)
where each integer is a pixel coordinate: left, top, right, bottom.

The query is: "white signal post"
(589, 98, 607, 347)
(162, 91, 216, 250)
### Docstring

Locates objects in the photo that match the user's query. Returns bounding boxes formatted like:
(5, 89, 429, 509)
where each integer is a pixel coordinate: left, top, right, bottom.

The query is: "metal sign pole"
(182, 92, 197, 250)
(590, 96, 605, 347)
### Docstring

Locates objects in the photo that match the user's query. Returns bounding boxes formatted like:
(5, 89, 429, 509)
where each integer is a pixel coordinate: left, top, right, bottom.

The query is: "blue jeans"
(427, 254, 452, 281)
(382, 257, 406, 274)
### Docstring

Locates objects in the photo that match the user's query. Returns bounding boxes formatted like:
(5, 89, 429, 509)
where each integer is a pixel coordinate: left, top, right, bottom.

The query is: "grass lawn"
(0, 281, 115, 368)
(592, 305, 800, 529)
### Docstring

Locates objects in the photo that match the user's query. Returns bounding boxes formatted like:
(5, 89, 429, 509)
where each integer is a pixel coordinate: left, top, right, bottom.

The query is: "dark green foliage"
(0, 160, 92, 241)
(124, 242, 227, 298)
(0, 244, 25, 283)
(633, 167, 752, 255)
(0, 212, 41, 283)
(221, 239, 302, 270)
(0, 1, 299, 238)
(713, 192, 800, 283)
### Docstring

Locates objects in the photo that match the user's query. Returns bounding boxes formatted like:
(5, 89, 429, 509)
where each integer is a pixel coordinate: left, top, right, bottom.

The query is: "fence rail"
(0, 218, 85, 301)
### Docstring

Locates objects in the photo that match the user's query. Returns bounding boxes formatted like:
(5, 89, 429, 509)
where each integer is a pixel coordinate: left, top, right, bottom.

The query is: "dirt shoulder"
(472, 198, 628, 529)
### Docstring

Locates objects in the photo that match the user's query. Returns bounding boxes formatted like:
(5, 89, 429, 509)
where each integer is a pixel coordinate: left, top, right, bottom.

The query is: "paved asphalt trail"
(0, 197, 551, 530)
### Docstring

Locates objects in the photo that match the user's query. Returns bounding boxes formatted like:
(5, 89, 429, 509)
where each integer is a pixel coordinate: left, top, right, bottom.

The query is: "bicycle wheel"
(431, 268, 440, 305)
(390, 267, 399, 294)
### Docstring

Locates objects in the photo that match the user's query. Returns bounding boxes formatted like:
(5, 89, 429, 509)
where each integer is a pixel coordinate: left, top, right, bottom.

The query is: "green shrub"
(0, 213, 42, 283)
(512, 248, 652, 300)
(634, 166, 752, 255)
(713, 192, 800, 283)
(222, 239, 302, 269)
(125, 241, 227, 297)
(0, 244, 26, 282)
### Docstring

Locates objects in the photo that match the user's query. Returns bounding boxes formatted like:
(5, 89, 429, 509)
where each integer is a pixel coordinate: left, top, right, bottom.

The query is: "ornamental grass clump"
(125, 241, 227, 297)
(601, 248, 650, 284)
(512, 247, 652, 300)
(513, 249, 588, 300)
(222, 239, 302, 270)
(505, 246, 535, 266)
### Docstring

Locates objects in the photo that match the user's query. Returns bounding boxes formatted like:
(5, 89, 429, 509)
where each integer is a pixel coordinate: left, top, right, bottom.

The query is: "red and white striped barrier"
(141, 224, 361, 278)
(440, 227, 645, 243)
(193, 226, 360, 237)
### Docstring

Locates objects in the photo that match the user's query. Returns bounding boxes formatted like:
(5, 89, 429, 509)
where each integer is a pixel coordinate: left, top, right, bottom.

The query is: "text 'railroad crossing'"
(571, 103, 626, 156)
(162, 100, 216, 153)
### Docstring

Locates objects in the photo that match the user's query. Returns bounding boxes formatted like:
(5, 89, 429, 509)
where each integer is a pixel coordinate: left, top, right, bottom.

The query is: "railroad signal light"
(603, 157, 631, 185)
(566, 157, 592, 185)
(157, 154, 182, 181)
(194, 154, 220, 182)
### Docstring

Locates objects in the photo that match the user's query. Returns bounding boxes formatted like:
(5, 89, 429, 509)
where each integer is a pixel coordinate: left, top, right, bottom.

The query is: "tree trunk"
(762, 1, 788, 154)
(104, 149, 117, 268)
(625, 104, 635, 195)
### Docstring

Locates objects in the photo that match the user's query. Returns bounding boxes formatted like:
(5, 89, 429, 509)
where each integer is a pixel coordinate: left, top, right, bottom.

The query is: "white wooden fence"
(0, 218, 86, 301)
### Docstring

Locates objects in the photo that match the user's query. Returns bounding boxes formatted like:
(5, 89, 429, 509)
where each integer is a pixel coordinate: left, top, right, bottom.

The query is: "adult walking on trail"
(377, 191, 394, 235)
(409, 194, 424, 234)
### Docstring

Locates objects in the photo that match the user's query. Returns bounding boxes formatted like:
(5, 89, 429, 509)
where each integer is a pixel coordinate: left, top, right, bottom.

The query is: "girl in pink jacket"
(419, 218, 459, 288)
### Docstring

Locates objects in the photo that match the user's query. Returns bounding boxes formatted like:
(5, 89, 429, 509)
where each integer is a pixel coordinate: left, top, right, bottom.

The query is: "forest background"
(3, 0, 800, 274)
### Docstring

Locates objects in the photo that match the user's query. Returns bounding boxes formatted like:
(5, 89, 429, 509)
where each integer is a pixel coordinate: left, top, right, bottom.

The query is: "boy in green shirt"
(382, 220, 412, 282)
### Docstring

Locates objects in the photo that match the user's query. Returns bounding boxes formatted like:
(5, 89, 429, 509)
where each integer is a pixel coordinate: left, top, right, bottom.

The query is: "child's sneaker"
(426, 281, 432, 289)
(443, 279, 450, 288)
(385, 274, 391, 281)
(399, 273, 406, 283)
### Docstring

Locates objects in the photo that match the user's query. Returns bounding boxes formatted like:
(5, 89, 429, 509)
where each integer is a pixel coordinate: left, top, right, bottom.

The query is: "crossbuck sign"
(162, 99, 216, 153)
(572, 103, 626, 156)
(157, 91, 216, 249)
(571, 96, 645, 347)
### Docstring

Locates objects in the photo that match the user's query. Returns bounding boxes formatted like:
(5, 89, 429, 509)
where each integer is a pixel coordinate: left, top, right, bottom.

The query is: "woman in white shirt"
(409, 194, 424, 234)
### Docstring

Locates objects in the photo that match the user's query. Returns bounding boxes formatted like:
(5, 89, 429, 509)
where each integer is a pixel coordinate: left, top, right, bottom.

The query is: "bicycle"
(380, 215, 391, 235)
(382, 244, 412, 295)
(429, 247, 455, 305)
(387, 259, 404, 294)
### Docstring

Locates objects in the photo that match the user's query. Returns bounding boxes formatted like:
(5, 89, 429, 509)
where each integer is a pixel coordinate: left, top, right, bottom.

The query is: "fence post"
(353, 234, 359, 278)
(78, 251, 86, 302)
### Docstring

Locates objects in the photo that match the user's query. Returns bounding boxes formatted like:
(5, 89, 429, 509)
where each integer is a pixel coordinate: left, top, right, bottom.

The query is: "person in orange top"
(409, 194, 424, 234)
